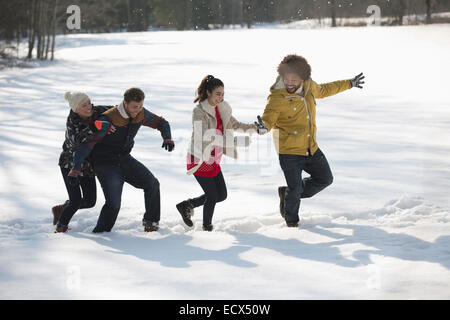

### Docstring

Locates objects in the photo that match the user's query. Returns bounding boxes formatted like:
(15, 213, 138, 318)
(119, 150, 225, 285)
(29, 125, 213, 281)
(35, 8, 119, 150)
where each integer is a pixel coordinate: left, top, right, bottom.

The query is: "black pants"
(279, 148, 334, 224)
(191, 171, 227, 226)
(58, 167, 97, 227)
(93, 155, 160, 233)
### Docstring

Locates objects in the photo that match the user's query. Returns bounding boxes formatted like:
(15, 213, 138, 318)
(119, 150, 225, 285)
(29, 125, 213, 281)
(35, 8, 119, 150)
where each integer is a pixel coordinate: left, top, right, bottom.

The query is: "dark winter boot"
(143, 220, 159, 232)
(176, 199, 194, 227)
(51, 201, 68, 226)
(202, 224, 214, 232)
(286, 222, 299, 228)
(278, 186, 287, 218)
(55, 224, 69, 233)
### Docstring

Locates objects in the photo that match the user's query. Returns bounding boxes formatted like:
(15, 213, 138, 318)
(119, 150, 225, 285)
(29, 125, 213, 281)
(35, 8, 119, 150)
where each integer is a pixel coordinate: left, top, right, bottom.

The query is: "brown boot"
(144, 221, 159, 232)
(286, 222, 299, 228)
(51, 202, 67, 225)
(55, 225, 69, 233)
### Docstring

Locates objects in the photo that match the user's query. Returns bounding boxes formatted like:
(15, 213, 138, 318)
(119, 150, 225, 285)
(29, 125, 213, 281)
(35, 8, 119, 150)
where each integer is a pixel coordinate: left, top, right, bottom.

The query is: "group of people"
(52, 54, 364, 233)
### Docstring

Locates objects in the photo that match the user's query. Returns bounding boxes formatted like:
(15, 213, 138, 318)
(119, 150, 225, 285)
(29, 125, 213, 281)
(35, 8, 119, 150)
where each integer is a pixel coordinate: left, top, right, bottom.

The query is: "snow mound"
(369, 195, 449, 225)
(327, 195, 450, 227)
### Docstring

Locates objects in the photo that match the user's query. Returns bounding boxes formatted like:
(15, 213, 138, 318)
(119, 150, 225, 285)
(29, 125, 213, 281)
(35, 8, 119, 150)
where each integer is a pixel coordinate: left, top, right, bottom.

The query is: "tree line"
(1, 0, 449, 61)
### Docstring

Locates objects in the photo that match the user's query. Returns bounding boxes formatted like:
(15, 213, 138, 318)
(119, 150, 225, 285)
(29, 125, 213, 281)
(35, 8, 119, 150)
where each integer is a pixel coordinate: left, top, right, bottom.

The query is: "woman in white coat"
(176, 75, 265, 231)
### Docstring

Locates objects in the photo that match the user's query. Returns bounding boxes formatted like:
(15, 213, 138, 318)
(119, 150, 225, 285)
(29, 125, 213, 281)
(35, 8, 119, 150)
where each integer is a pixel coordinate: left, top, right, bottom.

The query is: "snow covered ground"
(0, 24, 449, 299)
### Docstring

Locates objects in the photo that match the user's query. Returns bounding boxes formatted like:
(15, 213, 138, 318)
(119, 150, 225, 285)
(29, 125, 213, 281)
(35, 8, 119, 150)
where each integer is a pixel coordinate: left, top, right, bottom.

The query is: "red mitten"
(94, 120, 112, 133)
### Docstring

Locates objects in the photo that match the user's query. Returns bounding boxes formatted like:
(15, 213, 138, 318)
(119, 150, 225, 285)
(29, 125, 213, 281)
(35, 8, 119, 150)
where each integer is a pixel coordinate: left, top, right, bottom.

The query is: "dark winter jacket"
(58, 105, 112, 177)
(91, 102, 172, 166)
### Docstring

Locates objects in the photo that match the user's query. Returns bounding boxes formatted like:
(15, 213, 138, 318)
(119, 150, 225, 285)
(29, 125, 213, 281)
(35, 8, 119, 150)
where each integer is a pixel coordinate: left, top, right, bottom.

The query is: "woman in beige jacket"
(176, 75, 264, 231)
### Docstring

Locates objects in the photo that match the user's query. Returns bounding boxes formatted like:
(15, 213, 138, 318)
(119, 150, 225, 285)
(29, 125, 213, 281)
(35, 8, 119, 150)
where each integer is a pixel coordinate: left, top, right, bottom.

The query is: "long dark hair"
(194, 75, 224, 103)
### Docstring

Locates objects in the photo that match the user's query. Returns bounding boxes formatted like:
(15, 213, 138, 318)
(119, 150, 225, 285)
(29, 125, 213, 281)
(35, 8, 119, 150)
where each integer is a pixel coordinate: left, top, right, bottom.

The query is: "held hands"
(162, 139, 175, 152)
(67, 169, 81, 186)
(255, 115, 268, 135)
(350, 72, 365, 89)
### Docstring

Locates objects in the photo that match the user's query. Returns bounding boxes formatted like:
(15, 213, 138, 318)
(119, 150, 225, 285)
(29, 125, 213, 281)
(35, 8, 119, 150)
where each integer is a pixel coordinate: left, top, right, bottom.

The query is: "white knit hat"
(64, 91, 90, 112)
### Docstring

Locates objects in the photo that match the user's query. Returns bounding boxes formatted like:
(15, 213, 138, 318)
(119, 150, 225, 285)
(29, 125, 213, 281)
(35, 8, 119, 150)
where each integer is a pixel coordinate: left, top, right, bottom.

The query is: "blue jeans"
(279, 148, 333, 224)
(93, 155, 160, 233)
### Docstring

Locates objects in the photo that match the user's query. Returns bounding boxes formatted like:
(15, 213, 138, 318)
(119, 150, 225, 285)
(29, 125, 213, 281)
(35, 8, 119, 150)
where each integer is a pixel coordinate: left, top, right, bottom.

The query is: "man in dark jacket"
(90, 87, 174, 233)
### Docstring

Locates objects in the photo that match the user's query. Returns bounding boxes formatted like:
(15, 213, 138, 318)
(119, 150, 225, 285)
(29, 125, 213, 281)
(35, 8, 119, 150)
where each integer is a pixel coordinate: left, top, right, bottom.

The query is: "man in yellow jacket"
(257, 54, 364, 227)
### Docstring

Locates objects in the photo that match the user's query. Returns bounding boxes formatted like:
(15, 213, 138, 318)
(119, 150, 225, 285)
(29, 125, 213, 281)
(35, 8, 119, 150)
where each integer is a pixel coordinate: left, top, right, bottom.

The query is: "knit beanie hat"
(64, 91, 90, 112)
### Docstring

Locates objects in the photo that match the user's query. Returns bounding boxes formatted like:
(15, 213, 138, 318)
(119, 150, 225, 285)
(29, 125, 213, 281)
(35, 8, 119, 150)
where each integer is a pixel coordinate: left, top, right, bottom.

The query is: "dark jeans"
(58, 167, 97, 227)
(93, 155, 160, 233)
(279, 148, 333, 224)
(191, 171, 227, 226)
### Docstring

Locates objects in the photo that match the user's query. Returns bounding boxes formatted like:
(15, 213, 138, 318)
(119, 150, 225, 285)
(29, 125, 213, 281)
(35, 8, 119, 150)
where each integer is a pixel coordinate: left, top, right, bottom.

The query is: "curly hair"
(277, 54, 311, 81)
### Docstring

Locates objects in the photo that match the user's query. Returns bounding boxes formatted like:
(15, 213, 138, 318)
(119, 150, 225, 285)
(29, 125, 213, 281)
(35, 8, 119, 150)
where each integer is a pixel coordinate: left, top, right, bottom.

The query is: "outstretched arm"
(310, 79, 352, 99)
(310, 73, 364, 99)
(143, 108, 174, 152)
(229, 115, 258, 133)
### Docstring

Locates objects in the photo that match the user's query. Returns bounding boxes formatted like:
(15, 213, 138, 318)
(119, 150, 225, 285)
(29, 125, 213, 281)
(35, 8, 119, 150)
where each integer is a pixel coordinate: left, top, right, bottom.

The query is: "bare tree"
(231, 0, 244, 27)
(50, 0, 57, 60)
(426, 0, 432, 24)
(397, 0, 407, 25)
(44, 1, 52, 60)
(185, 0, 193, 29)
(36, 0, 50, 60)
(27, 0, 37, 59)
(330, 0, 337, 27)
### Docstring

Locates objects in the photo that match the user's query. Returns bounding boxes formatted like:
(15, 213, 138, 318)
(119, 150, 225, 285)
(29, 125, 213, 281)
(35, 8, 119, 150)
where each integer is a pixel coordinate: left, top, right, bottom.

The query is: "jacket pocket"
(282, 128, 308, 151)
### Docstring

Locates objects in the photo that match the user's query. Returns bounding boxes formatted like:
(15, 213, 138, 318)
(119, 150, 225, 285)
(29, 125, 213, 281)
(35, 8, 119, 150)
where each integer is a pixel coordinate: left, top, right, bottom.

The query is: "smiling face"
(76, 99, 93, 119)
(124, 99, 144, 118)
(283, 72, 304, 94)
(206, 86, 224, 107)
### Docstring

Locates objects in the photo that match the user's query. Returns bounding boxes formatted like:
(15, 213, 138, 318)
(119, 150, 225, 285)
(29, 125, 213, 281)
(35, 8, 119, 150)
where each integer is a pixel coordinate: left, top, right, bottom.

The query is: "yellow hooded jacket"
(262, 76, 351, 156)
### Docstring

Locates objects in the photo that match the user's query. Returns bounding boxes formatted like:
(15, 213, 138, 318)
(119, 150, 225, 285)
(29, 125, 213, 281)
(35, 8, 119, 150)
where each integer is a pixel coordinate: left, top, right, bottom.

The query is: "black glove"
(350, 72, 365, 89)
(162, 139, 175, 152)
(254, 115, 268, 135)
(67, 169, 81, 186)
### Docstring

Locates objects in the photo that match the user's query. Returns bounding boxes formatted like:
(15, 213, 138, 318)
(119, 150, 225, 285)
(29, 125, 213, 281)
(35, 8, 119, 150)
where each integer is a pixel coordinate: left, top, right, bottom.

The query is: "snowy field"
(0, 24, 449, 300)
